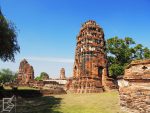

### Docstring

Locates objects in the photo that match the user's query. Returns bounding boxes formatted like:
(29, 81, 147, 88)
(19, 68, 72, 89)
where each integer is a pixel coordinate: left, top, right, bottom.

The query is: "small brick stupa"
(17, 59, 34, 84)
(60, 68, 66, 80)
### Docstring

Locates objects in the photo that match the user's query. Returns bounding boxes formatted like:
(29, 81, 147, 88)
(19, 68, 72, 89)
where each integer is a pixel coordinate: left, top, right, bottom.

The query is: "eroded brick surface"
(17, 59, 34, 84)
(60, 68, 66, 80)
(71, 20, 113, 93)
(119, 59, 150, 113)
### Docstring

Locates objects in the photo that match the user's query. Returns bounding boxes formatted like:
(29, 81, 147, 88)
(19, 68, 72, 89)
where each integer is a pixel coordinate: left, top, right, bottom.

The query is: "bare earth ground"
(0, 89, 126, 113)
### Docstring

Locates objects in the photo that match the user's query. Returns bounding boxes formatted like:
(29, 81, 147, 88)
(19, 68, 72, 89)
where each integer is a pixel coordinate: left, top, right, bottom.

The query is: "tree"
(0, 9, 20, 62)
(40, 72, 49, 78)
(35, 76, 42, 81)
(107, 36, 150, 78)
(143, 47, 150, 58)
(35, 72, 49, 81)
(0, 68, 17, 83)
(109, 64, 124, 79)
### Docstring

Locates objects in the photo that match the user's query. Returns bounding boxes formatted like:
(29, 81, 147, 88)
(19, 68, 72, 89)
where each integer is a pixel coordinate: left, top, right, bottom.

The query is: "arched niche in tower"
(98, 66, 103, 78)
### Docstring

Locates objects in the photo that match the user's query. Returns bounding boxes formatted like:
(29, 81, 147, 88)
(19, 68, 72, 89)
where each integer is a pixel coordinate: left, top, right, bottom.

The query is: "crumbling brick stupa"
(60, 68, 66, 80)
(17, 59, 34, 84)
(71, 20, 110, 93)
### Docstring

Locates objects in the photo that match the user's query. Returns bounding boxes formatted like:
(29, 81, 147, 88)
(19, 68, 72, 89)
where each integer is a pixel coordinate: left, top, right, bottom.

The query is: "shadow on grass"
(0, 89, 63, 113)
(15, 96, 63, 113)
(0, 89, 42, 99)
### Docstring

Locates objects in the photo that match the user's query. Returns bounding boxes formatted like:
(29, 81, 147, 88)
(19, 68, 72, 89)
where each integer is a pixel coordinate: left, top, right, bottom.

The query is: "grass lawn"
(6, 91, 126, 113)
(4, 86, 38, 90)
(54, 91, 125, 113)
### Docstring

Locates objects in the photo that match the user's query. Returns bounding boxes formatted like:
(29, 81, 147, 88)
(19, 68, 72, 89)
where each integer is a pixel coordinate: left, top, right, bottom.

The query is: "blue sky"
(0, 0, 150, 78)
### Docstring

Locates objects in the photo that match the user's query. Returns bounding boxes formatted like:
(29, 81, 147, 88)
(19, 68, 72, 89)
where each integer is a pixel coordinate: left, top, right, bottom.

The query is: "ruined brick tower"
(60, 68, 66, 80)
(17, 59, 34, 84)
(72, 20, 108, 93)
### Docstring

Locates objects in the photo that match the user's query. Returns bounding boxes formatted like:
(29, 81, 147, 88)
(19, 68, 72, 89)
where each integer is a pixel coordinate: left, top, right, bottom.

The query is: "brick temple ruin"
(119, 59, 150, 113)
(60, 68, 66, 80)
(71, 20, 114, 93)
(17, 59, 34, 84)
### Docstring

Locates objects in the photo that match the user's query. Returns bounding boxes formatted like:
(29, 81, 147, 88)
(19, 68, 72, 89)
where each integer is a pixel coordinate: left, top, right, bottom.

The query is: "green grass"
(17, 86, 38, 90)
(0, 91, 126, 113)
(4, 86, 38, 90)
(54, 91, 125, 113)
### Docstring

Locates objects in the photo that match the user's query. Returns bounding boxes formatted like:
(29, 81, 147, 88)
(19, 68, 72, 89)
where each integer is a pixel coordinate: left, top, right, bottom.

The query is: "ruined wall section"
(119, 60, 150, 113)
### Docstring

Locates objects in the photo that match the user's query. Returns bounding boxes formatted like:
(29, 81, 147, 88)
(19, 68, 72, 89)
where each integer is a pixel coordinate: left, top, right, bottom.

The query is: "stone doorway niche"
(98, 66, 103, 77)
(98, 66, 103, 86)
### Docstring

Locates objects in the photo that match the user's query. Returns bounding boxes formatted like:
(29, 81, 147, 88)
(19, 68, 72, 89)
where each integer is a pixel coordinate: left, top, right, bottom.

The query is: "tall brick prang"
(72, 20, 108, 93)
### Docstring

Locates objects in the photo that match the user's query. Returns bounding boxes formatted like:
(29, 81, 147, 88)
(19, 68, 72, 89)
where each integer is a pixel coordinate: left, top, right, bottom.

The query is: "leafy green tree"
(109, 64, 124, 79)
(40, 72, 48, 78)
(107, 36, 150, 78)
(35, 76, 42, 81)
(134, 44, 143, 59)
(143, 47, 150, 58)
(0, 68, 17, 83)
(0, 9, 20, 62)
(35, 72, 49, 81)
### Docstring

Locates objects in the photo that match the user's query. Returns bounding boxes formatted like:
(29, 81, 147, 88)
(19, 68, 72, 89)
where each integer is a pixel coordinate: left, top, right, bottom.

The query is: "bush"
(109, 64, 124, 79)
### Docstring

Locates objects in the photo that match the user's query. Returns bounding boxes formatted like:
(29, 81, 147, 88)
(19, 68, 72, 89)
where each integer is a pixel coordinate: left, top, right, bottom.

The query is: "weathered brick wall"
(119, 84, 150, 113)
(119, 60, 150, 113)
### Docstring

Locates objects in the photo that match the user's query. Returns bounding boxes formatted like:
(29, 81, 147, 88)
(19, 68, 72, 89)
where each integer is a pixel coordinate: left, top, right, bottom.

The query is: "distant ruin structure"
(119, 59, 150, 113)
(72, 20, 110, 93)
(60, 68, 66, 80)
(17, 59, 34, 84)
